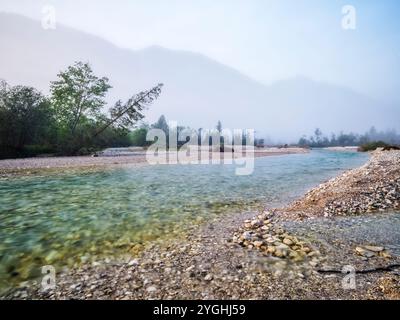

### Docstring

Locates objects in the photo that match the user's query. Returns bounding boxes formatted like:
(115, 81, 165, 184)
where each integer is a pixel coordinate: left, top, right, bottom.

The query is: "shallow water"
(0, 150, 368, 290)
(283, 212, 400, 256)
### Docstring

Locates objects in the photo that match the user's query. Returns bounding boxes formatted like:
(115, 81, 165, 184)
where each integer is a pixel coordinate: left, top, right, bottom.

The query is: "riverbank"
(278, 150, 400, 220)
(3, 150, 399, 299)
(0, 147, 308, 177)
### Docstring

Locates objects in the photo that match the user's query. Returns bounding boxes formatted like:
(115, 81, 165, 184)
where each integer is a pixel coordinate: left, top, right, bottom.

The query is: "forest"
(297, 127, 400, 149)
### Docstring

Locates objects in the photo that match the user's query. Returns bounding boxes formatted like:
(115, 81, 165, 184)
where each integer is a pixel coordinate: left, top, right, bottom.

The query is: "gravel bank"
(0, 147, 308, 177)
(5, 209, 399, 300)
(278, 150, 400, 220)
(0, 155, 149, 177)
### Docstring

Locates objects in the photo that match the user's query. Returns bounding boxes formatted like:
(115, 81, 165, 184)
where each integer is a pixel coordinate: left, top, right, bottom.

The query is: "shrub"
(359, 141, 390, 152)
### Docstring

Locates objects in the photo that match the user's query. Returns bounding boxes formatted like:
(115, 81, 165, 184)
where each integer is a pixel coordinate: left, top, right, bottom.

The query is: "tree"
(152, 115, 169, 133)
(129, 128, 149, 146)
(50, 61, 111, 135)
(330, 133, 337, 146)
(296, 127, 400, 149)
(95, 84, 163, 137)
(216, 120, 222, 133)
(314, 128, 323, 146)
(367, 126, 377, 140)
(298, 136, 308, 147)
(0, 81, 53, 157)
(0, 62, 164, 158)
(198, 128, 203, 145)
(50, 61, 163, 154)
(0, 79, 7, 101)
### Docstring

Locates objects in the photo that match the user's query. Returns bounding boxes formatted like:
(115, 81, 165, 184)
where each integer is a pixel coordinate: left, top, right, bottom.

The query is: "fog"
(0, 1, 399, 142)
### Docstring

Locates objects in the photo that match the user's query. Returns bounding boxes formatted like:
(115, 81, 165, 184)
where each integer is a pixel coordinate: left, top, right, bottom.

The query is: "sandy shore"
(0, 147, 308, 177)
(3, 150, 399, 300)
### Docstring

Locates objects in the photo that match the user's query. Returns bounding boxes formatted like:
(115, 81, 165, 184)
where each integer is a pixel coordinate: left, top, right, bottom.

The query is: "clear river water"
(0, 150, 370, 290)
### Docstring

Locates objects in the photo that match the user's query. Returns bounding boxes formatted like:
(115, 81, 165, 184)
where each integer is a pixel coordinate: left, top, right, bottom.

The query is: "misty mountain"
(1, 12, 398, 141)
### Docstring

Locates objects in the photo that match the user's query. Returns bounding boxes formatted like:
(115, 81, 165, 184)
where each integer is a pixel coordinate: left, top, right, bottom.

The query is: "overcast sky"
(1, 0, 399, 102)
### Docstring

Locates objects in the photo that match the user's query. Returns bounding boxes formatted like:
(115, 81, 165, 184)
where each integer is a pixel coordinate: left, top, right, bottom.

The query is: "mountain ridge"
(0, 12, 398, 141)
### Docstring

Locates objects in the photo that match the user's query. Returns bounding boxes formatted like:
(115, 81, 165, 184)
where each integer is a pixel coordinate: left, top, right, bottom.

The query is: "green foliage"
(0, 61, 163, 159)
(22, 145, 57, 157)
(359, 141, 389, 152)
(50, 61, 111, 134)
(129, 128, 150, 146)
(0, 82, 55, 158)
(49, 61, 113, 154)
(96, 84, 163, 138)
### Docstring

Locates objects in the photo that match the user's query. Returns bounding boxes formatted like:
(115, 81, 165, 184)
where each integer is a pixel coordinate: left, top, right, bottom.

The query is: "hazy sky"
(1, 0, 399, 102)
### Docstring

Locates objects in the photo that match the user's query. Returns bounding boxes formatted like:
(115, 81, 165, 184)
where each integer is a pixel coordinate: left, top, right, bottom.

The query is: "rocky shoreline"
(278, 150, 400, 220)
(2, 150, 400, 300)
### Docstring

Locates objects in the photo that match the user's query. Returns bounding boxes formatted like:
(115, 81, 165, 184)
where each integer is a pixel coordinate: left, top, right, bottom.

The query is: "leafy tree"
(129, 128, 149, 146)
(50, 61, 111, 135)
(0, 62, 163, 158)
(50, 62, 162, 154)
(0, 81, 54, 157)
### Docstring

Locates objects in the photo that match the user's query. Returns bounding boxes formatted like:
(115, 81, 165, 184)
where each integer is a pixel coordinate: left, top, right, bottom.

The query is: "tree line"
(129, 117, 257, 148)
(298, 127, 400, 148)
(0, 62, 162, 159)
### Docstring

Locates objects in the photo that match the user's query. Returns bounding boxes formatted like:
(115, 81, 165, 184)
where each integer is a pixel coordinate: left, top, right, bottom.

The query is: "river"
(0, 149, 368, 290)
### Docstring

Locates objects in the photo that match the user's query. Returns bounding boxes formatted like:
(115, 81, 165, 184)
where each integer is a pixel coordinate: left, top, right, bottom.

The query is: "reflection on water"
(0, 150, 368, 290)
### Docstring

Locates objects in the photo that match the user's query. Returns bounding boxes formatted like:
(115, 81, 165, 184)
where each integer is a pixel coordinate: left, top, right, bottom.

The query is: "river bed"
(0, 150, 369, 291)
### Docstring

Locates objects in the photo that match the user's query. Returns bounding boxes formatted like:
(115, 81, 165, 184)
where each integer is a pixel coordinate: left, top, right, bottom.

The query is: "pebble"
(253, 241, 263, 248)
(364, 246, 384, 253)
(232, 211, 320, 264)
(355, 247, 375, 258)
(204, 274, 213, 281)
(128, 259, 139, 266)
(288, 151, 400, 218)
(283, 238, 294, 246)
(146, 286, 157, 293)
